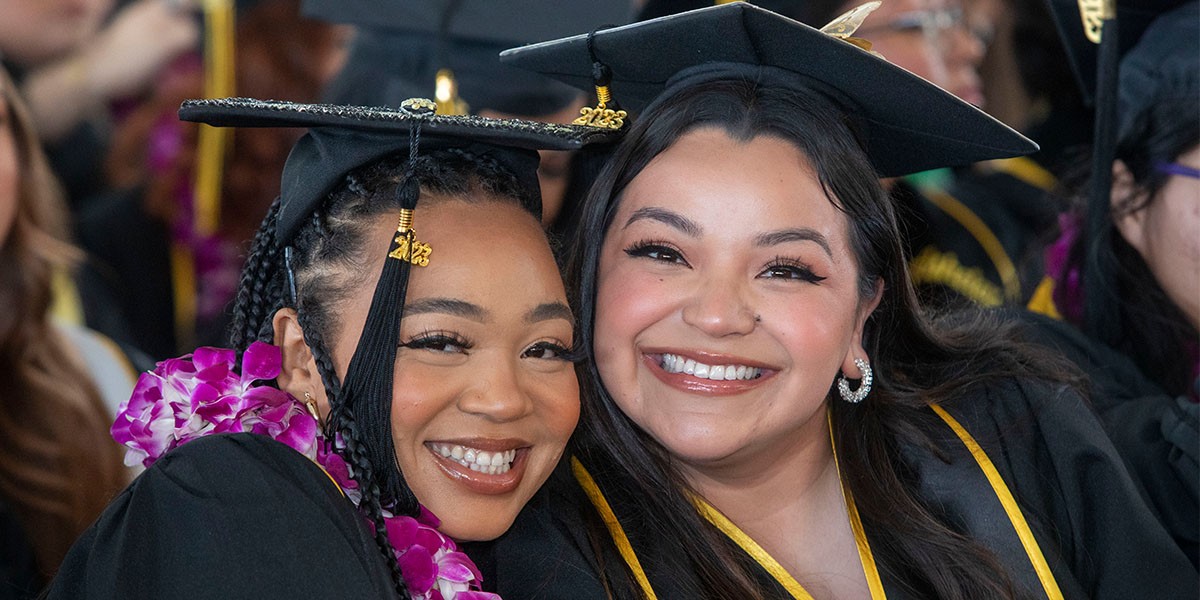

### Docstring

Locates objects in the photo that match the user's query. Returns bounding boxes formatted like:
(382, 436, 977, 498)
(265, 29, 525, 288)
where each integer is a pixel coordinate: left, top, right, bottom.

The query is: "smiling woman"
(467, 4, 1198, 599)
(43, 98, 615, 600)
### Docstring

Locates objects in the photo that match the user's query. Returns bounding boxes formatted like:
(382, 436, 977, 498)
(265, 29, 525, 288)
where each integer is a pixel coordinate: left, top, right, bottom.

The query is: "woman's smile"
(641, 350, 778, 396)
(425, 439, 530, 495)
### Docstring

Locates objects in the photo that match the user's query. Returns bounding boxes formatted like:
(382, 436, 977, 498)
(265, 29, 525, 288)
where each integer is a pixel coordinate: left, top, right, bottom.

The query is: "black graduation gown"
(897, 162, 1058, 310)
(1013, 310, 1199, 566)
(465, 379, 1198, 599)
(75, 186, 233, 361)
(45, 433, 398, 599)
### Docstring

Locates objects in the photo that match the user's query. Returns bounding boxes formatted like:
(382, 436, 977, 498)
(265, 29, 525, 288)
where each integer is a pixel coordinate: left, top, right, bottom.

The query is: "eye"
(624, 240, 688, 266)
(521, 340, 581, 362)
(400, 331, 473, 354)
(760, 257, 827, 283)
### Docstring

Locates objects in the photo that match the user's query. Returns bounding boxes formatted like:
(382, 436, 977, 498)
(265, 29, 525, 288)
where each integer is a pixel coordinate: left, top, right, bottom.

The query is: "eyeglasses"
(857, 6, 991, 48)
(1155, 162, 1200, 179)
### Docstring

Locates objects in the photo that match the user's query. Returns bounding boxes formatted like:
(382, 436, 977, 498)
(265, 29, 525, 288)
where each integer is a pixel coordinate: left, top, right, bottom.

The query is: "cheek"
(529, 370, 580, 444)
(593, 260, 674, 382)
(388, 366, 456, 450)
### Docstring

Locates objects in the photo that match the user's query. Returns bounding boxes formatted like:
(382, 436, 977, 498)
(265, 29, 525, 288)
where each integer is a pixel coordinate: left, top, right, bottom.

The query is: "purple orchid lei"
(111, 341, 500, 600)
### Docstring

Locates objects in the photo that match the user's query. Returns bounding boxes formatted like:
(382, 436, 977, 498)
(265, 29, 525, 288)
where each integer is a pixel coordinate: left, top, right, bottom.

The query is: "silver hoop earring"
(837, 358, 872, 403)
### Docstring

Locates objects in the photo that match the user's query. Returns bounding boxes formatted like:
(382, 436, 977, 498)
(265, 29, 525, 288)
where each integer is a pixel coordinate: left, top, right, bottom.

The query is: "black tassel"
(1083, 16, 1121, 345)
(335, 127, 425, 516)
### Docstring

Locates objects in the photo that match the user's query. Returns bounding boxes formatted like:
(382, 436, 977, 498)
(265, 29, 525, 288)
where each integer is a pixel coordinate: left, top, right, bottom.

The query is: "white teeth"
(659, 353, 763, 381)
(428, 444, 517, 474)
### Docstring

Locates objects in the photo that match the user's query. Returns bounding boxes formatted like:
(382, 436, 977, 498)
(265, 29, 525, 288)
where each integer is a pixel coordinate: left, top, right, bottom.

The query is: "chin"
(437, 511, 519, 542)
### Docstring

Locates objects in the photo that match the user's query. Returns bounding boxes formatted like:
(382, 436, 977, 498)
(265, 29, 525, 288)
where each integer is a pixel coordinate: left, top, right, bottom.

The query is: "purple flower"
(111, 342, 499, 600)
(111, 341, 316, 466)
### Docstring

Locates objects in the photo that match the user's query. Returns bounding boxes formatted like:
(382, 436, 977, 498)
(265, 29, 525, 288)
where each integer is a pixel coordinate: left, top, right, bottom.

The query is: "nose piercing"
(754, 314, 762, 323)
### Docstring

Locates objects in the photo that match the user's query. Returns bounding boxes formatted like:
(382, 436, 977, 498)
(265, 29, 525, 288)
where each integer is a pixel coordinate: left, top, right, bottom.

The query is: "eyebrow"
(754, 228, 833, 258)
(622, 207, 702, 237)
(526, 302, 574, 324)
(404, 298, 488, 322)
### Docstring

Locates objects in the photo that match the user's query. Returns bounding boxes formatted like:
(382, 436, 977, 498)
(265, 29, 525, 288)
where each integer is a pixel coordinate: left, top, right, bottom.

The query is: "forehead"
(614, 128, 848, 239)
(401, 198, 566, 305)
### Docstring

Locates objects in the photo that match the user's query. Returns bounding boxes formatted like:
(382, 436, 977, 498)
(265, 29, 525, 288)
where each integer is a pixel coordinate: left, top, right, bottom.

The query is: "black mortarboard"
(500, 3, 1036, 178)
(179, 97, 617, 241)
(180, 96, 618, 512)
(637, 0, 834, 24)
(1044, 0, 1189, 105)
(304, 0, 631, 116)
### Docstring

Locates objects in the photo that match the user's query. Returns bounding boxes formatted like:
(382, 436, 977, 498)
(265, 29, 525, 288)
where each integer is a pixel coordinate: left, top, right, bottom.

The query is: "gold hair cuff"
(388, 209, 432, 266)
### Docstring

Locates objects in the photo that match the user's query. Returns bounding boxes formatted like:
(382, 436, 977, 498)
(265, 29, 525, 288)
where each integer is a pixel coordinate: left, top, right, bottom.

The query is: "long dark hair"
(227, 147, 536, 597)
(1058, 97, 1198, 396)
(566, 79, 1066, 599)
(0, 68, 126, 579)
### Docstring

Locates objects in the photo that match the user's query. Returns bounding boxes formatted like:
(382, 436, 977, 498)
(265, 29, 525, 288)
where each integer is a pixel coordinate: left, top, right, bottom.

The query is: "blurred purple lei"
(111, 341, 499, 600)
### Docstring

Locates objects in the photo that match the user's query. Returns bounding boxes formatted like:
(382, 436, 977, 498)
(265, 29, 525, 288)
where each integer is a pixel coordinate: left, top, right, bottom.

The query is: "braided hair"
(228, 148, 535, 596)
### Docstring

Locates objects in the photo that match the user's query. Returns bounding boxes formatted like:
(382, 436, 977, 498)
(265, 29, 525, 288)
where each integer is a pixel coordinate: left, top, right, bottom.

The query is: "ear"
(1111, 160, 1150, 256)
(843, 277, 884, 376)
(272, 308, 330, 417)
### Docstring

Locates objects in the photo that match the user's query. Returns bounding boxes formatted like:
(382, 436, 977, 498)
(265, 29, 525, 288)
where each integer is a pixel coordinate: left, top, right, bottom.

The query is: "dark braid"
(298, 311, 407, 598)
(229, 197, 285, 348)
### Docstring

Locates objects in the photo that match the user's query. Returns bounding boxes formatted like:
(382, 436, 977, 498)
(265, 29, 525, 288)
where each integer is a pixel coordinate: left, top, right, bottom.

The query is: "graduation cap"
(179, 96, 618, 510)
(1045, 0, 1197, 342)
(500, 2, 1037, 177)
(303, 0, 631, 117)
(1044, 0, 1189, 105)
(636, 0, 833, 25)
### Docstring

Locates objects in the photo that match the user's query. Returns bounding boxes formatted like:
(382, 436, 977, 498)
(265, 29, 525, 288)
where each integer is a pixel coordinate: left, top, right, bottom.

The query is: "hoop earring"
(837, 358, 873, 403)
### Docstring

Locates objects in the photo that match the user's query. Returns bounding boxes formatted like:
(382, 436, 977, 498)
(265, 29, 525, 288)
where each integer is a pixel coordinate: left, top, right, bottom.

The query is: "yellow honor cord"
(194, 0, 235, 237)
(570, 457, 660, 600)
(930, 404, 1065, 600)
(922, 189, 1021, 303)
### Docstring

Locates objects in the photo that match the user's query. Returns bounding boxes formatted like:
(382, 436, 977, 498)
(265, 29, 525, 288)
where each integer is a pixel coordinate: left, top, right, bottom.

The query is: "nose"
(455, 355, 534, 422)
(944, 20, 985, 67)
(680, 276, 757, 338)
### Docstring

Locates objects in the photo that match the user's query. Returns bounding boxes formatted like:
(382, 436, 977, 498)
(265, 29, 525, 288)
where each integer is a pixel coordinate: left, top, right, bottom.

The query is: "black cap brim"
(179, 97, 620, 241)
(500, 3, 1037, 177)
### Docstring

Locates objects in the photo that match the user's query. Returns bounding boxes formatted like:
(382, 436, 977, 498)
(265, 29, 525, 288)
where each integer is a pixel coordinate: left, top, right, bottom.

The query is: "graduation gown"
(1014, 310, 1199, 565)
(898, 159, 1058, 310)
(465, 379, 1198, 599)
(45, 434, 398, 599)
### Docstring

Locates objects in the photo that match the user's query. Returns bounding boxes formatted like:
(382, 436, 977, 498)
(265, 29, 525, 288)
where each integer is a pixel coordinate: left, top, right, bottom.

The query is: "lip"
(641, 349, 778, 397)
(425, 439, 530, 496)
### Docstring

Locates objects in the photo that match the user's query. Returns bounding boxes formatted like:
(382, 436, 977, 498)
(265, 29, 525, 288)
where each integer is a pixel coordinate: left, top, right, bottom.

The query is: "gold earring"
(303, 392, 322, 424)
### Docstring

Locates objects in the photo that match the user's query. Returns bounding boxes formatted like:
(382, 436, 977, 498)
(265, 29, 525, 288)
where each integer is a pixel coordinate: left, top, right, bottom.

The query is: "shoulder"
(47, 434, 398, 599)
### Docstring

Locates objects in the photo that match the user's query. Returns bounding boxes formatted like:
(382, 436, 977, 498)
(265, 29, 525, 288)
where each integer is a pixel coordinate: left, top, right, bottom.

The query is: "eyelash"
(761, 256, 826, 283)
(624, 239, 687, 265)
(400, 330, 473, 354)
(401, 331, 583, 362)
(522, 340, 585, 363)
(625, 241, 825, 284)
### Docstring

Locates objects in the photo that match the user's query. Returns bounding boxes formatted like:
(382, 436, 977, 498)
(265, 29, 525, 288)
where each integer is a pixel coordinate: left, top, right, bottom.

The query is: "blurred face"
(329, 198, 580, 541)
(593, 128, 878, 476)
(853, 0, 985, 106)
(1115, 146, 1200, 329)
(0, 0, 114, 66)
(480, 95, 587, 227)
(0, 87, 17, 247)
